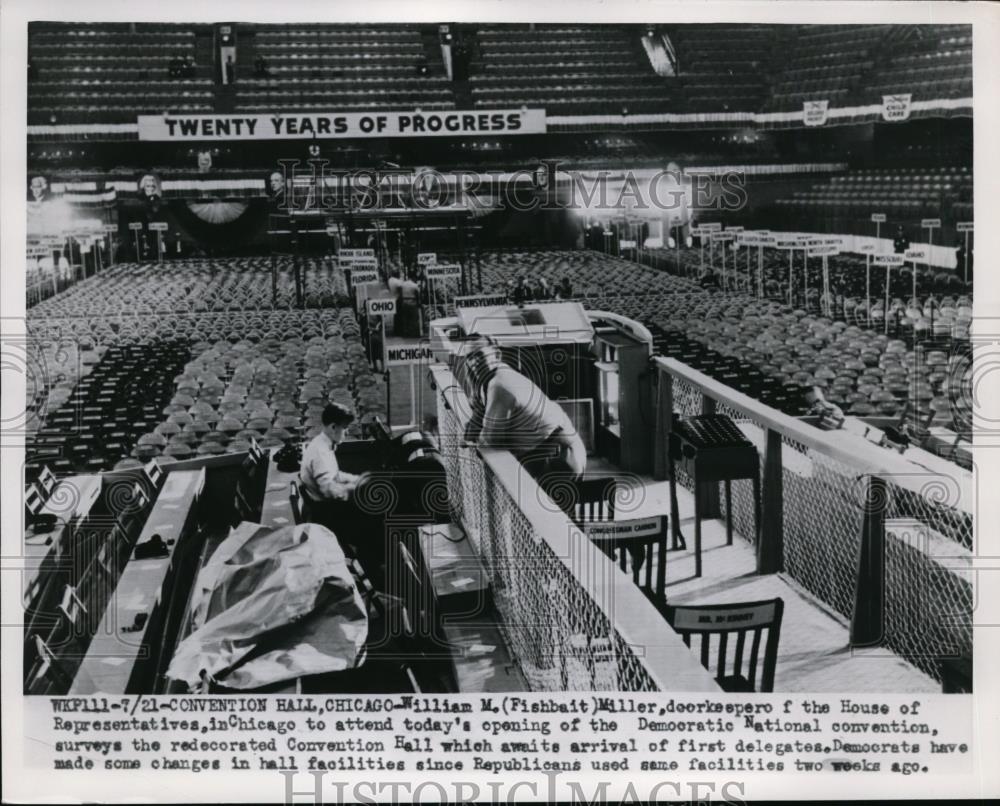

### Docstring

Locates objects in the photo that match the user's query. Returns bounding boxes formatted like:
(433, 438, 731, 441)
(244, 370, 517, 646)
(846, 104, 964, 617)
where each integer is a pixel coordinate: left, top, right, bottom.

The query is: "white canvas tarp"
(168, 521, 367, 691)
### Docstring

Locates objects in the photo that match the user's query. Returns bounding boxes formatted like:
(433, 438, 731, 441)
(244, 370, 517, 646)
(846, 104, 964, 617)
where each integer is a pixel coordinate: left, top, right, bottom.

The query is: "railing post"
(850, 474, 887, 647)
(698, 397, 721, 518)
(653, 366, 673, 481)
(756, 427, 784, 574)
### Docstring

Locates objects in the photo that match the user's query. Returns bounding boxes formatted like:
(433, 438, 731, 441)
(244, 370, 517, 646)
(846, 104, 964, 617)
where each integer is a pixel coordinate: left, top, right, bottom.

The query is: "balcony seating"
(470, 24, 674, 115)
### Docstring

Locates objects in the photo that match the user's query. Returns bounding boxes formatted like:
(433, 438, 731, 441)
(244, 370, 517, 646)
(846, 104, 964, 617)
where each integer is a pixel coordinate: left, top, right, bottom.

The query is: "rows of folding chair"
(26, 341, 189, 475)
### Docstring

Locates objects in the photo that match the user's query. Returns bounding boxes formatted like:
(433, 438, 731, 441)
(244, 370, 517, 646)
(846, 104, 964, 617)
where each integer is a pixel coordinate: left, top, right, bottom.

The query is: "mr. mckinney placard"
(137, 110, 547, 140)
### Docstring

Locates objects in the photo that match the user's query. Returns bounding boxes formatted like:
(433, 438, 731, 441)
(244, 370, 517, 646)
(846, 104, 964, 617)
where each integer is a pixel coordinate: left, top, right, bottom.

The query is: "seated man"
(510, 275, 534, 305)
(461, 338, 586, 484)
(299, 403, 380, 569)
(556, 276, 574, 300)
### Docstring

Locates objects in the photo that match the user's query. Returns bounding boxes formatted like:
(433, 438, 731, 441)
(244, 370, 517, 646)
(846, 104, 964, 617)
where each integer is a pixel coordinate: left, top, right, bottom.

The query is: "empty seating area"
(473, 248, 701, 299)
(462, 248, 971, 434)
(864, 25, 971, 103)
(28, 257, 350, 321)
(25, 343, 189, 479)
(25, 22, 974, 128)
(22, 20, 977, 136)
(666, 25, 774, 112)
(470, 25, 673, 115)
(237, 25, 454, 112)
(28, 24, 214, 124)
(774, 165, 972, 236)
(765, 25, 886, 111)
(25, 258, 387, 478)
(628, 288, 971, 430)
(140, 315, 385, 465)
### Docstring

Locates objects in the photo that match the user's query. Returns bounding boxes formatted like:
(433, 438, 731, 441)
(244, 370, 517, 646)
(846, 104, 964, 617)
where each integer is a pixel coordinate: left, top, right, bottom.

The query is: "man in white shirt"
(300, 403, 369, 503)
(300, 402, 393, 580)
(399, 273, 421, 337)
(461, 339, 586, 479)
(300, 403, 392, 585)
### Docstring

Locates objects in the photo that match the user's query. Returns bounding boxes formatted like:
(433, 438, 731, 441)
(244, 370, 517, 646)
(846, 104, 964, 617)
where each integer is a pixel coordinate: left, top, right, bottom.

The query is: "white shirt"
(299, 432, 360, 501)
(468, 366, 576, 456)
(400, 279, 420, 303)
(388, 275, 404, 300)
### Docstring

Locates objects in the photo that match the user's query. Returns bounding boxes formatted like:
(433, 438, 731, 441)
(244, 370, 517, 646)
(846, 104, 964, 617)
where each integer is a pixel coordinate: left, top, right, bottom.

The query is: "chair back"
(248, 436, 265, 466)
(57, 584, 87, 629)
(25, 634, 73, 694)
(38, 465, 57, 497)
(115, 482, 150, 538)
(289, 481, 303, 525)
(143, 459, 163, 489)
(234, 439, 272, 525)
(584, 515, 668, 611)
(666, 598, 784, 693)
(25, 483, 45, 521)
(571, 477, 617, 525)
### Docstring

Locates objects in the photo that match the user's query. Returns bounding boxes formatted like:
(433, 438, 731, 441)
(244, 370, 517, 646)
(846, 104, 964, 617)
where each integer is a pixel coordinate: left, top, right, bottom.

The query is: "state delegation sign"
(137, 110, 547, 141)
(384, 345, 435, 366)
(455, 294, 508, 309)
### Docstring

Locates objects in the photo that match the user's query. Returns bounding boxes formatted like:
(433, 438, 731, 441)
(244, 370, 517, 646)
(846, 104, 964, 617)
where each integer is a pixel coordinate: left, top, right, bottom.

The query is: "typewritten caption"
(33, 694, 971, 782)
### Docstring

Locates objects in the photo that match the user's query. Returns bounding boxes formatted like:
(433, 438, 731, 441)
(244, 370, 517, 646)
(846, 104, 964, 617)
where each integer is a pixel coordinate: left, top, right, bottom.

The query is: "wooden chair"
(665, 598, 784, 693)
(584, 515, 668, 612)
(570, 477, 617, 526)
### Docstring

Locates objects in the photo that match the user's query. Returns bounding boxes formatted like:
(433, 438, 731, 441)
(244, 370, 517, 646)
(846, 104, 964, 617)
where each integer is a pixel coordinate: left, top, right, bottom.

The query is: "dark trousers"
(303, 493, 387, 589)
(521, 441, 583, 518)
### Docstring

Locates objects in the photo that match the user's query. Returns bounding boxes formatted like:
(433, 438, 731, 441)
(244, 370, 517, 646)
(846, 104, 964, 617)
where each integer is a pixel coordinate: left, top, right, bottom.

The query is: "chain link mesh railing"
(657, 357, 973, 684)
(434, 365, 714, 692)
(880, 517, 972, 682)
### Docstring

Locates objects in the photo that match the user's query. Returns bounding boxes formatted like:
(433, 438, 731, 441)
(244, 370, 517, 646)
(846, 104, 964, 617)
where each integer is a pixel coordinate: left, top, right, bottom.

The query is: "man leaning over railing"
(460, 338, 587, 488)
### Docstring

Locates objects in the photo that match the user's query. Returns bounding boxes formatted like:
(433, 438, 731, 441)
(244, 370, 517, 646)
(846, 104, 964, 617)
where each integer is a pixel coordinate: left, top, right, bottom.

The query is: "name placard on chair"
(583, 516, 666, 540)
(669, 599, 781, 630)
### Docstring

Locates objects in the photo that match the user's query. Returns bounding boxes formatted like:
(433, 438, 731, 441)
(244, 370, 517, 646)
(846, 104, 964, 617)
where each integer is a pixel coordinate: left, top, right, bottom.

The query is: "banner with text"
(882, 93, 913, 122)
(137, 110, 547, 141)
(803, 100, 830, 127)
